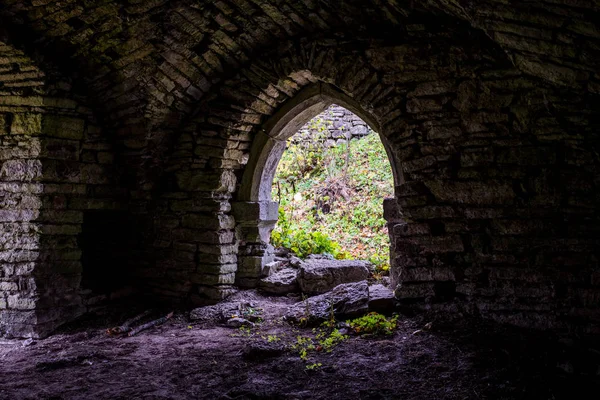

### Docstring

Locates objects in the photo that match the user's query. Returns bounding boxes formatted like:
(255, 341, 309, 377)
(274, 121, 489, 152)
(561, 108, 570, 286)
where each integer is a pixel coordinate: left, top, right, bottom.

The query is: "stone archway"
(145, 26, 598, 333)
(233, 82, 403, 287)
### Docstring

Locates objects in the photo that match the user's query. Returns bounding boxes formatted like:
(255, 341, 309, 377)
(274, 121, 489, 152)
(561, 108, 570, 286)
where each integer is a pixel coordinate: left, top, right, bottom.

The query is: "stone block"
(408, 80, 454, 97)
(382, 197, 402, 223)
(425, 180, 515, 205)
(427, 126, 462, 140)
(497, 147, 556, 166)
(402, 156, 437, 173)
(286, 281, 370, 323)
(393, 223, 430, 237)
(402, 267, 455, 282)
(197, 285, 238, 300)
(97, 152, 114, 164)
(416, 235, 465, 254)
(197, 253, 237, 265)
(406, 97, 443, 114)
(237, 254, 275, 278)
(172, 228, 235, 245)
(197, 243, 238, 255)
(0, 282, 18, 291)
(175, 169, 236, 192)
(0, 310, 37, 337)
(0, 114, 7, 135)
(41, 138, 80, 160)
(0, 160, 42, 182)
(182, 213, 235, 230)
(197, 263, 237, 275)
(515, 54, 583, 87)
(298, 259, 371, 295)
(368, 284, 396, 312)
(11, 114, 42, 135)
(40, 224, 82, 235)
(395, 282, 435, 299)
(460, 149, 494, 167)
(192, 273, 236, 285)
(232, 201, 279, 225)
(42, 115, 85, 140)
(407, 206, 457, 220)
(259, 268, 298, 295)
(7, 294, 36, 310)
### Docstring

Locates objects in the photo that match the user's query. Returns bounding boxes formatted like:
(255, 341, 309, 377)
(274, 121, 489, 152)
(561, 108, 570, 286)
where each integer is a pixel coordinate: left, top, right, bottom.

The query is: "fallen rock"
(285, 281, 369, 324)
(306, 253, 335, 261)
(243, 342, 286, 361)
(226, 317, 254, 328)
(189, 301, 256, 324)
(262, 260, 284, 276)
(368, 284, 396, 312)
(259, 268, 298, 295)
(289, 256, 303, 269)
(298, 259, 371, 295)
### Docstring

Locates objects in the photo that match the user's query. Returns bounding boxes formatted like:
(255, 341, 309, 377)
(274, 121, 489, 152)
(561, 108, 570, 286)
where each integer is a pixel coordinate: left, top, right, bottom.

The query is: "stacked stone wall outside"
(293, 104, 373, 147)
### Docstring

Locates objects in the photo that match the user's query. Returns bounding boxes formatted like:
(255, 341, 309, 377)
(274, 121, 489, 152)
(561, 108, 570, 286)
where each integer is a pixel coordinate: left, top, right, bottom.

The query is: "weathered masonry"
(0, 1, 598, 338)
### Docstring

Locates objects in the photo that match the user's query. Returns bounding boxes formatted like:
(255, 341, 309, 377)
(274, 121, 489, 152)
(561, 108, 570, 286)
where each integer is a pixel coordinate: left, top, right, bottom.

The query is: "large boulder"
(285, 281, 369, 324)
(259, 268, 299, 295)
(298, 259, 371, 295)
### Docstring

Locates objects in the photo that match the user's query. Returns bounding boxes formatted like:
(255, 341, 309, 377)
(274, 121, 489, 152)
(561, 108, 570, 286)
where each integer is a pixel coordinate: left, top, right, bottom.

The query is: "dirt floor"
(1, 291, 599, 400)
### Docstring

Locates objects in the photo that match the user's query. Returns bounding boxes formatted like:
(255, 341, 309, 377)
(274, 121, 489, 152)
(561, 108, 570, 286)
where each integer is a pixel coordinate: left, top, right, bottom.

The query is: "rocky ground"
(1, 288, 599, 400)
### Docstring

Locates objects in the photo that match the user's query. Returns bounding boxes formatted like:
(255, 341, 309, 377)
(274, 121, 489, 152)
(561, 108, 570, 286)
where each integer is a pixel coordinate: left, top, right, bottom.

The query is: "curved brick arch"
(152, 20, 599, 336)
(155, 27, 512, 296)
(237, 79, 404, 204)
(232, 81, 404, 287)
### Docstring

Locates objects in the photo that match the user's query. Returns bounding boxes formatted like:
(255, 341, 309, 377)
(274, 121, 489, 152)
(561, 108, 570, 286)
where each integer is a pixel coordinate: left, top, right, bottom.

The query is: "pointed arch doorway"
(233, 82, 402, 288)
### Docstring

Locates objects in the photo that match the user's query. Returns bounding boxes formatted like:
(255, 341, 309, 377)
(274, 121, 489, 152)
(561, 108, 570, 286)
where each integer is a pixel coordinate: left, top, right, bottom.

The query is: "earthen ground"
(1, 291, 598, 400)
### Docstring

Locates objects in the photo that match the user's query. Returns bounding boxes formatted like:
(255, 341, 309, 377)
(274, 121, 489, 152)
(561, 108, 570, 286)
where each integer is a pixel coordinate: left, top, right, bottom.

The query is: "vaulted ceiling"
(1, 1, 597, 126)
(1, 0, 598, 187)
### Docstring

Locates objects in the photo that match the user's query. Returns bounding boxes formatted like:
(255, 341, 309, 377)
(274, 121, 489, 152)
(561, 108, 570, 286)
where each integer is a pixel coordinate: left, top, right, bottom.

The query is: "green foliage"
(229, 325, 253, 338)
(348, 312, 398, 336)
(292, 326, 349, 363)
(292, 335, 316, 361)
(267, 334, 281, 343)
(271, 122, 393, 267)
(305, 362, 322, 370)
(271, 206, 350, 259)
(315, 328, 348, 352)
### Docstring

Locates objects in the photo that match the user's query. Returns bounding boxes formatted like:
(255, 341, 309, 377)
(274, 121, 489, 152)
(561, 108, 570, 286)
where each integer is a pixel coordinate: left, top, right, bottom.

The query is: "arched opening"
(271, 104, 394, 270)
(234, 83, 402, 288)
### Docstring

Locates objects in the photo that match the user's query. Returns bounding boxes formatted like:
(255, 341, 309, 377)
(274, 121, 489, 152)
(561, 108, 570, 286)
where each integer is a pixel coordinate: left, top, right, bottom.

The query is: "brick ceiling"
(1, 1, 597, 127)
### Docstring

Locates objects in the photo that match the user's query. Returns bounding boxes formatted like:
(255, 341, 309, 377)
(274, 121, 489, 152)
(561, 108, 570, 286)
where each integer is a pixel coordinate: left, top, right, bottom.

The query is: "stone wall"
(0, 41, 123, 338)
(156, 26, 599, 335)
(0, 0, 597, 338)
(293, 105, 373, 146)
